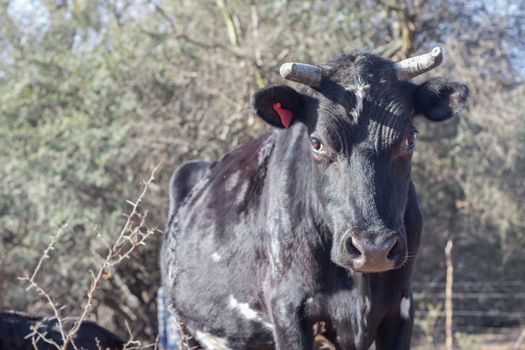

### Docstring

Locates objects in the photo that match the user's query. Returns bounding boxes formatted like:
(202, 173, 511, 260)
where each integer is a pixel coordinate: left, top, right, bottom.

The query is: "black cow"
(161, 47, 468, 350)
(0, 310, 125, 350)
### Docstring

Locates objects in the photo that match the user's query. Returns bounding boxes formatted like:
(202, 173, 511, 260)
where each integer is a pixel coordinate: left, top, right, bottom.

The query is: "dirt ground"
(411, 328, 525, 350)
(312, 328, 525, 350)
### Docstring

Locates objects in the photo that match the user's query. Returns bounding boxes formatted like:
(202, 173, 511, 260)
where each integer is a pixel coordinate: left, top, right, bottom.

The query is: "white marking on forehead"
(349, 84, 370, 119)
(400, 297, 411, 320)
(210, 252, 221, 262)
(195, 331, 232, 350)
(228, 295, 274, 329)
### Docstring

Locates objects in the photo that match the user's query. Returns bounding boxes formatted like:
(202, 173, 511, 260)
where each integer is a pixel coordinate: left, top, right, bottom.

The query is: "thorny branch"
(20, 166, 160, 350)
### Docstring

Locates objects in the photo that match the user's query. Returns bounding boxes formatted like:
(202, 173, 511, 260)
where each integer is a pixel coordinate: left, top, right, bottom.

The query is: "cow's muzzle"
(333, 229, 407, 273)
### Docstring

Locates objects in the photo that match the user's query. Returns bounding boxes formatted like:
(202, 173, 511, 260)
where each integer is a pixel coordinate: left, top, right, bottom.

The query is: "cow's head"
(252, 48, 468, 273)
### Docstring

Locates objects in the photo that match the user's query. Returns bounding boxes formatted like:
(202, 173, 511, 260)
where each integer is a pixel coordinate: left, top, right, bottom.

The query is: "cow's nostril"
(346, 238, 362, 258)
(387, 240, 398, 261)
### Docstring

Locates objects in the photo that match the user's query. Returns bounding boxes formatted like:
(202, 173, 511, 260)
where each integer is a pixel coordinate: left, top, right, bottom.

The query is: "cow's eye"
(310, 137, 324, 153)
(405, 131, 417, 149)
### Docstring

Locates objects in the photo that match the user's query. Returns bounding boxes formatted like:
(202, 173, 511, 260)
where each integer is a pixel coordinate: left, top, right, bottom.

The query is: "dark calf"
(0, 310, 124, 350)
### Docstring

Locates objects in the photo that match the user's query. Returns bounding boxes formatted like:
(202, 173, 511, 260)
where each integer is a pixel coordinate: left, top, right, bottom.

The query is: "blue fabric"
(157, 287, 180, 350)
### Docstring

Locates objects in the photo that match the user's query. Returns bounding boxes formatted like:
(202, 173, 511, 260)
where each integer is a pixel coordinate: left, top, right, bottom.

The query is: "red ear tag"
(272, 102, 293, 128)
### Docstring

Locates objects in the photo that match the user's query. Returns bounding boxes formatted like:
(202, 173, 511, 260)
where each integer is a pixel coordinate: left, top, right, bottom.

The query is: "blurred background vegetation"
(1, 0, 524, 347)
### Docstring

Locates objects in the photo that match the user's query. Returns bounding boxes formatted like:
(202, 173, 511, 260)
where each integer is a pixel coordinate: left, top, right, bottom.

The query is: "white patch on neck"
(228, 295, 274, 329)
(195, 331, 232, 350)
(210, 252, 221, 262)
(349, 84, 369, 119)
(400, 297, 411, 320)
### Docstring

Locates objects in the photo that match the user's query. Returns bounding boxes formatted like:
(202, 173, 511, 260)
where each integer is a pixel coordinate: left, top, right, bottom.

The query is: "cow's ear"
(251, 85, 304, 128)
(413, 78, 469, 121)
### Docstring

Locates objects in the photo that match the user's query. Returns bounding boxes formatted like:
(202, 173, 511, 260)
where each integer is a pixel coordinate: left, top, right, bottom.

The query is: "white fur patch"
(269, 235, 281, 274)
(400, 297, 411, 320)
(195, 331, 232, 350)
(228, 295, 273, 329)
(228, 295, 258, 320)
(349, 84, 369, 119)
(210, 253, 221, 262)
(364, 296, 371, 327)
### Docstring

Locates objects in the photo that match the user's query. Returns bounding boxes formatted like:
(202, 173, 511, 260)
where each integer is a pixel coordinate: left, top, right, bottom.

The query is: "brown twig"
(62, 166, 159, 349)
(21, 167, 160, 350)
(20, 224, 69, 348)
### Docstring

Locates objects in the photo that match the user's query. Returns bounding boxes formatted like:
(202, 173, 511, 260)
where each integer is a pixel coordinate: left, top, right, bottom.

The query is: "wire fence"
(412, 280, 525, 349)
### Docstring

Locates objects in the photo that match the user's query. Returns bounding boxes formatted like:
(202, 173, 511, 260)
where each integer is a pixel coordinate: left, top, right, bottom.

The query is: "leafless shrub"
(19, 168, 160, 350)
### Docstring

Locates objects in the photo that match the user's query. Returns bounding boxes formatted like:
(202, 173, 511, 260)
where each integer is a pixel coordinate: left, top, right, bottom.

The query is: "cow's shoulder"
(183, 132, 274, 215)
(208, 131, 273, 182)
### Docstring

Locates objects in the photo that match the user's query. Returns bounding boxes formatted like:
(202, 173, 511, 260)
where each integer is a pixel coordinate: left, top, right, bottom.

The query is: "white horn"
(394, 47, 444, 81)
(279, 63, 322, 88)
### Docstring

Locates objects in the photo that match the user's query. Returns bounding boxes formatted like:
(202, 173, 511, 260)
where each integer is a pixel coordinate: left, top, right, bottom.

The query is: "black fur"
(413, 77, 469, 121)
(0, 310, 124, 350)
(161, 51, 468, 350)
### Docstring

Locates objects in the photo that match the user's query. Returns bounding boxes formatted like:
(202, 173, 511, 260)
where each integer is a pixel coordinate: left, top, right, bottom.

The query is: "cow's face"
(252, 50, 468, 273)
